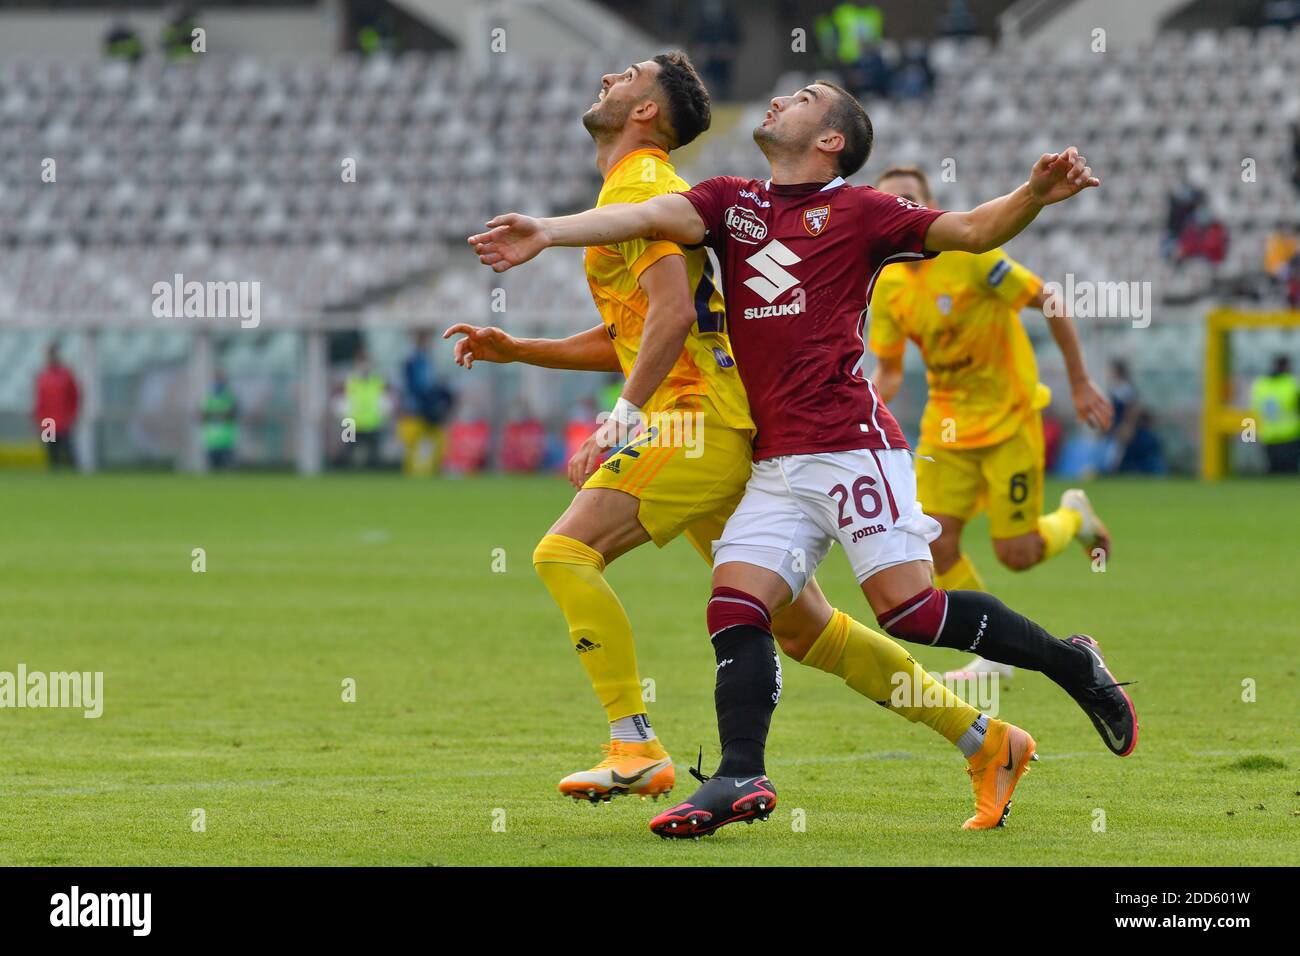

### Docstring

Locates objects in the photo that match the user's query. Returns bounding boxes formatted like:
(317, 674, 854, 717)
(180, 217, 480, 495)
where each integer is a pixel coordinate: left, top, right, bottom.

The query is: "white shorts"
(713, 447, 940, 597)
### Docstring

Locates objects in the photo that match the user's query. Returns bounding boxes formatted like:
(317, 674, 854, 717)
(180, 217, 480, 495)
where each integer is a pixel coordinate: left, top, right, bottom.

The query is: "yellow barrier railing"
(1202, 308, 1300, 479)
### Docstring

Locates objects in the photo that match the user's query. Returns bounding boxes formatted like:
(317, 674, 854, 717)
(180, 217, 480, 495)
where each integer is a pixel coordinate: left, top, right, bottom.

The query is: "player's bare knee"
(771, 619, 818, 662)
(994, 536, 1042, 572)
(773, 630, 812, 662)
(927, 518, 965, 574)
(930, 537, 962, 574)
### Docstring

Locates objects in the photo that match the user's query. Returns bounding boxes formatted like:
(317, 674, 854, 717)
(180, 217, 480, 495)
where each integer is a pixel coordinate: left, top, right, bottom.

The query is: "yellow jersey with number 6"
(583, 147, 753, 434)
(869, 248, 1047, 449)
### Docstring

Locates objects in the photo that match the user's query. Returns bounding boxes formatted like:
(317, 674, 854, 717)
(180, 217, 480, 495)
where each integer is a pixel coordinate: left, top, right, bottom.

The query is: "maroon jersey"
(682, 176, 945, 460)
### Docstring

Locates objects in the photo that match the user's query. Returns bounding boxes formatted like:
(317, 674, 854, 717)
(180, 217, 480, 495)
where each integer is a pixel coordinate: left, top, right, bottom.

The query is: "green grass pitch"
(1, 473, 1296, 866)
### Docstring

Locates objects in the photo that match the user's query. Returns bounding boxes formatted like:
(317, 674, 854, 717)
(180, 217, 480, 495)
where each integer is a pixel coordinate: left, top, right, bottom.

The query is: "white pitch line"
(3, 747, 1293, 799)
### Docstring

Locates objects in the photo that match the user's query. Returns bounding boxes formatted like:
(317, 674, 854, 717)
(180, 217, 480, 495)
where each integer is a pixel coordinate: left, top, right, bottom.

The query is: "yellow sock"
(533, 534, 644, 723)
(802, 610, 981, 745)
(934, 554, 986, 592)
(1038, 506, 1082, 561)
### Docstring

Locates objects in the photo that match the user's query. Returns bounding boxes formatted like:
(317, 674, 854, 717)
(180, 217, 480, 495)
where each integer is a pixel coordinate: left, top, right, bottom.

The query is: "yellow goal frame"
(1202, 308, 1300, 479)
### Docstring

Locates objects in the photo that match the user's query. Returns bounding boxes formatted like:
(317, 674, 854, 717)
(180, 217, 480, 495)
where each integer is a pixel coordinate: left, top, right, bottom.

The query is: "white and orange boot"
(1062, 488, 1111, 561)
(962, 719, 1038, 829)
(558, 740, 675, 803)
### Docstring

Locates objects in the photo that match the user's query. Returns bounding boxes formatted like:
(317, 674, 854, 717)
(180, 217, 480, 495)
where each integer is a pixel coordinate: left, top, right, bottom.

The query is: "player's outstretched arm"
(1032, 289, 1114, 431)
(926, 147, 1099, 254)
(442, 323, 619, 372)
(468, 194, 705, 273)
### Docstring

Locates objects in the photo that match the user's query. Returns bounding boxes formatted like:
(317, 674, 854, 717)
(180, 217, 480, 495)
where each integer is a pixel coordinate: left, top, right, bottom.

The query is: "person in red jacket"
(33, 345, 80, 469)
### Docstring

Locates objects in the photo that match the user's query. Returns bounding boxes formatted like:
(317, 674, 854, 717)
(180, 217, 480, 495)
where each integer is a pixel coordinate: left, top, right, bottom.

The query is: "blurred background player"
(870, 166, 1114, 680)
(200, 368, 239, 471)
(1251, 355, 1300, 473)
(33, 345, 80, 470)
(454, 54, 1003, 813)
(397, 330, 456, 476)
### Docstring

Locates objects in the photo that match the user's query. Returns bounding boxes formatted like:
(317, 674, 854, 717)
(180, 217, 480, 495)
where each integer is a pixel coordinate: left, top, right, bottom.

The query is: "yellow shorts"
(582, 395, 752, 556)
(916, 412, 1045, 539)
(396, 416, 446, 475)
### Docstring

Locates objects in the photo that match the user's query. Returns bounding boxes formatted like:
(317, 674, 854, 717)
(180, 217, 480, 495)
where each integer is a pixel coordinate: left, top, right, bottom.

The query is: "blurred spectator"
(201, 368, 239, 470)
(1265, 223, 1300, 305)
(1041, 412, 1063, 472)
(1176, 207, 1229, 266)
(1164, 164, 1206, 259)
(343, 349, 390, 469)
(1104, 359, 1142, 473)
(693, 0, 740, 100)
(939, 0, 979, 38)
(444, 421, 491, 475)
(353, 2, 400, 56)
(1265, 224, 1297, 279)
(33, 345, 80, 470)
(1116, 411, 1166, 474)
(815, 3, 888, 96)
(1264, 0, 1300, 29)
(161, 5, 200, 60)
(397, 330, 455, 476)
(1291, 120, 1300, 194)
(104, 19, 144, 63)
(500, 401, 546, 473)
(890, 41, 934, 100)
(1250, 355, 1300, 473)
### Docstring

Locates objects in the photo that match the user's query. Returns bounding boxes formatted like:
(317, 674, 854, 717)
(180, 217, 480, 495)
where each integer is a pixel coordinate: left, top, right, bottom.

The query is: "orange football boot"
(558, 740, 675, 803)
(963, 719, 1038, 830)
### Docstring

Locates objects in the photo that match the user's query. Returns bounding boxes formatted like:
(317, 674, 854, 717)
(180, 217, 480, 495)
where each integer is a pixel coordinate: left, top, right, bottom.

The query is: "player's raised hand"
(442, 324, 518, 368)
(1071, 377, 1114, 432)
(467, 214, 550, 273)
(1028, 147, 1100, 206)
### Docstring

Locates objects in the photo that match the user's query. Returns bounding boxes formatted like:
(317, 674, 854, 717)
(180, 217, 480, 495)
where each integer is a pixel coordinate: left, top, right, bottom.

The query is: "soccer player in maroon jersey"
(471, 80, 1137, 839)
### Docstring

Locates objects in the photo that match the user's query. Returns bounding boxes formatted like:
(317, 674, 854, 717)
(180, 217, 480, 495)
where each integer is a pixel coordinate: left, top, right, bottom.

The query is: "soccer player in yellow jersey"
(448, 55, 1030, 829)
(870, 166, 1114, 679)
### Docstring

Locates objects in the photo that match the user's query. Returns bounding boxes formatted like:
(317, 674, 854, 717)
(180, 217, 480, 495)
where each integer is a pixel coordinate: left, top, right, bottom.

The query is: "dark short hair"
(813, 79, 873, 178)
(653, 51, 711, 149)
(877, 165, 933, 201)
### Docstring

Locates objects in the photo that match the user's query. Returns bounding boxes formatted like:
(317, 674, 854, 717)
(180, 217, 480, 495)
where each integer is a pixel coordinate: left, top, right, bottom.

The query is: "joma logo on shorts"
(849, 523, 886, 543)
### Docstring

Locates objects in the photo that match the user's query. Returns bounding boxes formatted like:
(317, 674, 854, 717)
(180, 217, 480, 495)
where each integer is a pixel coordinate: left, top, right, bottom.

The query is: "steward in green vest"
(832, 3, 884, 64)
(202, 375, 238, 470)
(104, 23, 144, 63)
(347, 372, 387, 433)
(1251, 356, 1300, 474)
(345, 351, 389, 469)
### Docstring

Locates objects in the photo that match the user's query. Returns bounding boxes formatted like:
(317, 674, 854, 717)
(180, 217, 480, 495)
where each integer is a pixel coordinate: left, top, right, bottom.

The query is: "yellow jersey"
(869, 248, 1047, 449)
(584, 147, 753, 433)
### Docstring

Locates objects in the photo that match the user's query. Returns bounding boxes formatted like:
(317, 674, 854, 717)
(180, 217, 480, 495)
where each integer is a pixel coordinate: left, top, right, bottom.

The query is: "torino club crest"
(803, 205, 831, 236)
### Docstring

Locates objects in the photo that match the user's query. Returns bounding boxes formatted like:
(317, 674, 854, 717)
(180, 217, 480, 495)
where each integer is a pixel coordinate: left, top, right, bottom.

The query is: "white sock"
(610, 713, 655, 743)
(956, 714, 989, 759)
